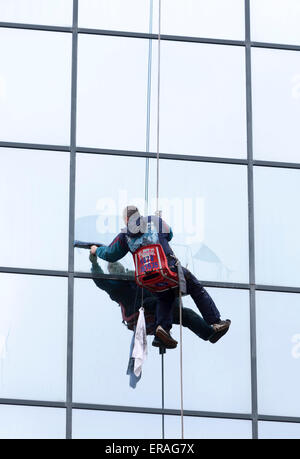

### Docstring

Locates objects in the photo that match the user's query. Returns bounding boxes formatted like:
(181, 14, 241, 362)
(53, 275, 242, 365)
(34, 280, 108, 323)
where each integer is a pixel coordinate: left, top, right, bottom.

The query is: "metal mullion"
(258, 415, 300, 424)
(245, 0, 258, 440)
(253, 160, 300, 170)
(2, 139, 300, 169)
(72, 402, 252, 421)
(76, 146, 249, 165)
(0, 267, 68, 277)
(0, 398, 66, 409)
(251, 41, 300, 52)
(0, 141, 70, 152)
(0, 21, 72, 33)
(77, 27, 245, 47)
(66, 0, 78, 441)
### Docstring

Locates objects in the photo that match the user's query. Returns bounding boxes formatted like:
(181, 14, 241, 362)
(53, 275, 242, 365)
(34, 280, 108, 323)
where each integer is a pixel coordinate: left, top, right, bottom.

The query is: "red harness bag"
(133, 244, 178, 292)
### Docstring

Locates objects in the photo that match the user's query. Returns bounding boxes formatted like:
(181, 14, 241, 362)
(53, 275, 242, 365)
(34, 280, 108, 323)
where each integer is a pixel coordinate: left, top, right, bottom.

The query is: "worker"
(90, 206, 231, 349)
(89, 253, 217, 344)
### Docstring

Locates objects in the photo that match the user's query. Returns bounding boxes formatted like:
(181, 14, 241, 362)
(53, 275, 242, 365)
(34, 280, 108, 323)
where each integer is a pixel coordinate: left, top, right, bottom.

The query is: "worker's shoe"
(209, 320, 231, 344)
(155, 325, 178, 349)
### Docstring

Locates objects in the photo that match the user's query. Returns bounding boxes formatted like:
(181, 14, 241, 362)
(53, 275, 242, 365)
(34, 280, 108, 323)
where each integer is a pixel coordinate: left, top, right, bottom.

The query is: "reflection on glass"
(76, 35, 148, 150)
(72, 409, 162, 439)
(0, 149, 70, 270)
(256, 291, 300, 417)
(251, 0, 300, 46)
(163, 289, 251, 414)
(78, 0, 151, 33)
(0, 28, 72, 145)
(148, 159, 249, 283)
(88, 254, 214, 341)
(258, 421, 300, 440)
(154, 0, 245, 40)
(165, 415, 252, 439)
(252, 48, 300, 163)
(0, 274, 68, 401)
(0, 405, 66, 440)
(0, 0, 73, 26)
(150, 41, 247, 158)
(75, 154, 147, 272)
(254, 167, 300, 287)
(73, 277, 162, 407)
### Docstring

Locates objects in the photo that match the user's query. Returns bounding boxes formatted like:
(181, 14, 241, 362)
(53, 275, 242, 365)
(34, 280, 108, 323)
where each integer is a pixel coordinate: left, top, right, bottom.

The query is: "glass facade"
(0, 0, 299, 440)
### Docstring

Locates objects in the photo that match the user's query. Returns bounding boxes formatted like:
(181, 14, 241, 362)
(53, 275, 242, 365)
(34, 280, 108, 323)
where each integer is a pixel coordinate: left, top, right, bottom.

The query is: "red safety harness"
(133, 244, 179, 292)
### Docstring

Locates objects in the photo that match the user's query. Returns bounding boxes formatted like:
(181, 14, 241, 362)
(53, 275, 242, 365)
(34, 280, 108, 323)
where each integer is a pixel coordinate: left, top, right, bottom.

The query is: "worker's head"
(107, 261, 126, 275)
(123, 205, 140, 225)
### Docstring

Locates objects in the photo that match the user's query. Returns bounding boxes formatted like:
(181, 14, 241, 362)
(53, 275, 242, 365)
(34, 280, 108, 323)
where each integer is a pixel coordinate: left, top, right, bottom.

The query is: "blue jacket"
(96, 215, 175, 266)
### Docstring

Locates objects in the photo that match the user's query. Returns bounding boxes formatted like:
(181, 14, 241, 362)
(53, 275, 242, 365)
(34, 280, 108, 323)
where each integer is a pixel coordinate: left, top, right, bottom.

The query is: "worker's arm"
(153, 216, 173, 241)
(93, 233, 129, 262)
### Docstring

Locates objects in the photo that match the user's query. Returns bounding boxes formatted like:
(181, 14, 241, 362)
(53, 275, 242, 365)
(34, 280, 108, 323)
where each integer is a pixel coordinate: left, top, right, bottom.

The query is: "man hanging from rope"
(90, 205, 231, 349)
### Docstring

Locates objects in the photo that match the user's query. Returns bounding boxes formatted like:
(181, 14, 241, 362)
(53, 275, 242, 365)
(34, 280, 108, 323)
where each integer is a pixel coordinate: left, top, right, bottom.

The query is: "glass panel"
(78, 0, 151, 33)
(256, 291, 300, 417)
(72, 410, 162, 439)
(0, 0, 73, 26)
(163, 289, 251, 414)
(0, 28, 72, 145)
(251, 0, 300, 46)
(254, 167, 300, 287)
(76, 35, 148, 151)
(252, 48, 300, 163)
(74, 153, 146, 273)
(0, 149, 70, 271)
(0, 405, 66, 439)
(0, 274, 68, 401)
(148, 159, 249, 283)
(258, 421, 300, 440)
(165, 416, 252, 439)
(73, 278, 161, 407)
(150, 41, 247, 158)
(154, 0, 245, 40)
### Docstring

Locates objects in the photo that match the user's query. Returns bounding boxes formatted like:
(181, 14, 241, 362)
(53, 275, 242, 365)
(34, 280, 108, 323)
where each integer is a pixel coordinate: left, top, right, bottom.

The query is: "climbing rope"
(155, 0, 184, 440)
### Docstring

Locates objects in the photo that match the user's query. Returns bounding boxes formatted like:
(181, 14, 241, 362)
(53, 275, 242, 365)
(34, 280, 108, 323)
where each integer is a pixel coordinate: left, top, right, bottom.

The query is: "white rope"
(156, 0, 161, 214)
(155, 0, 184, 440)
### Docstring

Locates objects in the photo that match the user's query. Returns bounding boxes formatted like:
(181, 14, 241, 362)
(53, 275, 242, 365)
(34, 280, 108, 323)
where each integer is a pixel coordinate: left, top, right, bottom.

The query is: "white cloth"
(132, 307, 147, 377)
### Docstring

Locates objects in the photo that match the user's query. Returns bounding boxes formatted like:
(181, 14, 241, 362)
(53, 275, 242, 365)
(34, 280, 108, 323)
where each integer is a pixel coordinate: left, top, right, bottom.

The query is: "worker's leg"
(183, 268, 221, 325)
(172, 302, 213, 341)
(155, 289, 176, 332)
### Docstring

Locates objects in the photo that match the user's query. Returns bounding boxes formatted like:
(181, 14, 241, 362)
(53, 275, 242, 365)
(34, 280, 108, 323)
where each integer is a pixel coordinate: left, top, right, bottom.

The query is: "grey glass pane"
(148, 159, 249, 283)
(258, 421, 300, 440)
(153, 0, 245, 40)
(76, 35, 148, 151)
(165, 416, 252, 439)
(0, 274, 68, 401)
(252, 48, 300, 163)
(150, 41, 247, 158)
(78, 0, 151, 33)
(0, 29, 72, 145)
(254, 167, 300, 287)
(0, 405, 66, 440)
(73, 278, 161, 407)
(72, 409, 162, 439)
(163, 289, 251, 414)
(75, 153, 147, 273)
(257, 291, 300, 417)
(0, 149, 70, 271)
(251, 0, 300, 46)
(0, 0, 73, 26)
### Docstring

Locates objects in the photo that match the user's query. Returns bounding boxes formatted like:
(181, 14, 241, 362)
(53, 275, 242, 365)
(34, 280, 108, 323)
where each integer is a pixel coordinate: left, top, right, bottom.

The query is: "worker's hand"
(90, 245, 98, 256)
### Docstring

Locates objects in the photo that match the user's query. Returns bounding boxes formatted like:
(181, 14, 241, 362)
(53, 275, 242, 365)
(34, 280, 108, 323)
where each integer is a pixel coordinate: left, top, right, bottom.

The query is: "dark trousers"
(155, 267, 221, 332)
(172, 305, 213, 341)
